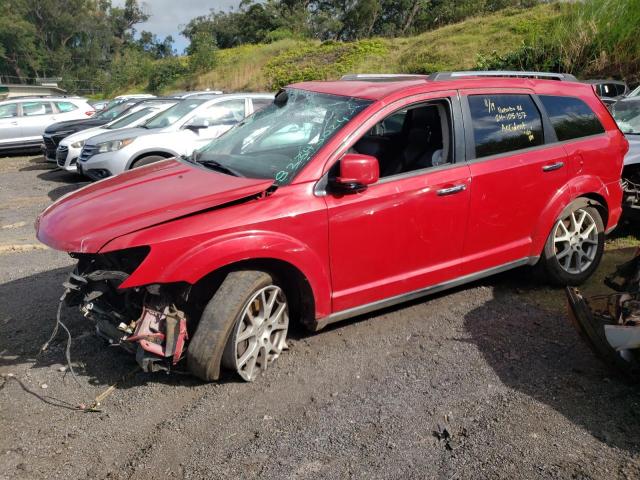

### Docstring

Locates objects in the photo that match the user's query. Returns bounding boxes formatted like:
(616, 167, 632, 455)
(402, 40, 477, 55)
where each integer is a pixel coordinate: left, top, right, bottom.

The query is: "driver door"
(0, 102, 22, 147)
(325, 93, 471, 313)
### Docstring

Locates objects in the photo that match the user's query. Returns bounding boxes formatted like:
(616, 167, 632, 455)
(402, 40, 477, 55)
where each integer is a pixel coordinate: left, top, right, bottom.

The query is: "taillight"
(85, 110, 95, 117)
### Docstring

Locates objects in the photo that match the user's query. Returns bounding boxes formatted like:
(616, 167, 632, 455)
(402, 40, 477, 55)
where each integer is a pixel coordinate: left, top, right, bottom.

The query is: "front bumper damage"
(64, 247, 190, 373)
(566, 253, 640, 379)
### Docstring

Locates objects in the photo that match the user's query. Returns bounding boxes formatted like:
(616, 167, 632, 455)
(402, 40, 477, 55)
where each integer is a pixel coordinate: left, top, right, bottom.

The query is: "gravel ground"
(1, 155, 640, 480)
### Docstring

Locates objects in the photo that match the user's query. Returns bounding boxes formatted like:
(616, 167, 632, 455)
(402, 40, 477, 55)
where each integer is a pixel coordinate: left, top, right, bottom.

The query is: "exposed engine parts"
(64, 249, 190, 373)
(566, 252, 640, 379)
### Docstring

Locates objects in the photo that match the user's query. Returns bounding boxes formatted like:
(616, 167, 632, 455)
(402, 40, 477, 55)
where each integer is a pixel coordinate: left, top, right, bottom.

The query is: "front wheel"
(188, 271, 289, 382)
(540, 201, 605, 286)
(130, 155, 167, 169)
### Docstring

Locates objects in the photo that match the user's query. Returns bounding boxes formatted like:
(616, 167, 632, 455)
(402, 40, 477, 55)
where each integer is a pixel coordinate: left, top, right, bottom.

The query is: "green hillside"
(157, 4, 562, 94)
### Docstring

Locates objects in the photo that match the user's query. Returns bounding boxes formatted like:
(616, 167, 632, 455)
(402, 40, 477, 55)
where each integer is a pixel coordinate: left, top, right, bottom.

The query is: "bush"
(263, 39, 387, 90)
(147, 57, 189, 93)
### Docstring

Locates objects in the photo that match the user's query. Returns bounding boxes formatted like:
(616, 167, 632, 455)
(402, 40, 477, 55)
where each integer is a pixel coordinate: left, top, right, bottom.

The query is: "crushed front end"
(64, 246, 190, 373)
(566, 252, 640, 379)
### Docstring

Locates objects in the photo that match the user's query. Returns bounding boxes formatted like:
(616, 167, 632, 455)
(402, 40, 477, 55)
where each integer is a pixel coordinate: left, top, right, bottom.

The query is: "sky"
(113, 0, 241, 53)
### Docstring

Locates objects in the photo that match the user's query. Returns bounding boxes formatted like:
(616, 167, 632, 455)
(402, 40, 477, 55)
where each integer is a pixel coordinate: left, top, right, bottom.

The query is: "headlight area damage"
(64, 246, 189, 373)
(566, 252, 640, 379)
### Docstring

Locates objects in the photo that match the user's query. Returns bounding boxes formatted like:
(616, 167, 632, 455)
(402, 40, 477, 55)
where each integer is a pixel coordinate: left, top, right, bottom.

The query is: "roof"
(290, 76, 592, 102)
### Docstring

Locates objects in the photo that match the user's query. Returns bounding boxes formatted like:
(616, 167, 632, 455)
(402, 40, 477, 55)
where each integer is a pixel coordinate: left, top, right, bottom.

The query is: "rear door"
(459, 89, 570, 274)
(0, 102, 22, 146)
(20, 101, 58, 142)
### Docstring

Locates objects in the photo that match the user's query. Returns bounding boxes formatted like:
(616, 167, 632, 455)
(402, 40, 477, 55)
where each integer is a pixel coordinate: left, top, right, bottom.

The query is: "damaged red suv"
(37, 71, 628, 382)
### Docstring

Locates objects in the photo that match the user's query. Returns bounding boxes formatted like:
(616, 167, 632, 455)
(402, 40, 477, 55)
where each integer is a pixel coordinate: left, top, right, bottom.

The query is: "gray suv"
(0, 96, 94, 153)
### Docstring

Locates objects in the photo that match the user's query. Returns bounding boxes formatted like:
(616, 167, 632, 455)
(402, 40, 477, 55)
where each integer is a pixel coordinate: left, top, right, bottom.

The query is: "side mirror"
(330, 153, 379, 194)
(185, 118, 210, 132)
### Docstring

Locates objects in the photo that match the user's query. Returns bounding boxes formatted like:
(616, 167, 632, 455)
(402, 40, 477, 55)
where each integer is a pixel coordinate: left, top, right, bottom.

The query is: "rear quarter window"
(468, 94, 544, 159)
(538, 95, 605, 141)
(56, 101, 78, 113)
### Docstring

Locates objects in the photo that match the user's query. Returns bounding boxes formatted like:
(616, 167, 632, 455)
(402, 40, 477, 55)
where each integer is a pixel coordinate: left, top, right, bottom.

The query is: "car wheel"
(540, 200, 605, 286)
(130, 155, 166, 169)
(187, 271, 289, 382)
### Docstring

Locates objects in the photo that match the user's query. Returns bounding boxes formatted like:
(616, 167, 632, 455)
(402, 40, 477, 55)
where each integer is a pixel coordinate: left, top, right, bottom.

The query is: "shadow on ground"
(17, 156, 88, 200)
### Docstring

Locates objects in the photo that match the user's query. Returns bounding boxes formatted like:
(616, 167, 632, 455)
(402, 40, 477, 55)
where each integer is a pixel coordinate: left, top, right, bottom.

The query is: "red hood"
(37, 159, 273, 253)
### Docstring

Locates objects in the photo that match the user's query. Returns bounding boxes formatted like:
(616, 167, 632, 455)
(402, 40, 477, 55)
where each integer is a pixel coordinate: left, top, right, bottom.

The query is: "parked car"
(76, 93, 273, 180)
(37, 71, 627, 382)
(56, 99, 178, 172)
(0, 96, 94, 153)
(88, 99, 110, 111)
(627, 85, 640, 98)
(43, 98, 148, 161)
(610, 97, 640, 212)
(585, 79, 629, 106)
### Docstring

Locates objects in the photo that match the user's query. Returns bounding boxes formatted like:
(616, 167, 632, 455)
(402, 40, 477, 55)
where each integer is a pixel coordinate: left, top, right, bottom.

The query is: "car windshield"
(94, 102, 134, 121)
(105, 107, 155, 129)
(195, 89, 372, 185)
(612, 101, 640, 134)
(143, 99, 205, 129)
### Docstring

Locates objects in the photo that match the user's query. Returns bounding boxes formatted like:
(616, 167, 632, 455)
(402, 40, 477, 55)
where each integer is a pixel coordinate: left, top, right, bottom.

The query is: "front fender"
(110, 231, 332, 318)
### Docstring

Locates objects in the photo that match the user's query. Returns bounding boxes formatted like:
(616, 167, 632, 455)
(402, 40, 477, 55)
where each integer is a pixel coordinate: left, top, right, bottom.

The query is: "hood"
(37, 159, 273, 253)
(624, 135, 640, 166)
(84, 127, 155, 146)
(45, 118, 110, 134)
(60, 126, 106, 146)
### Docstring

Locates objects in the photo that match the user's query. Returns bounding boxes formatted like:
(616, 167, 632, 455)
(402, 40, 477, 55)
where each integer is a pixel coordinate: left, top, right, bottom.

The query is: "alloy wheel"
(553, 208, 599, 275)
(231, 285, 289, 382)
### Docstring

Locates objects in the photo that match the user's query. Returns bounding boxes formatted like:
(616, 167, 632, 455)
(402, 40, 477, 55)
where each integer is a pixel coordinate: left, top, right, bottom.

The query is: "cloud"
(113, 0, 241, 53)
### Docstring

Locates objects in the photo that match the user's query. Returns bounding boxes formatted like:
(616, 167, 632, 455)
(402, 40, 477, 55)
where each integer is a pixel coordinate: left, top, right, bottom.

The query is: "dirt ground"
(1, 155, 640, 480)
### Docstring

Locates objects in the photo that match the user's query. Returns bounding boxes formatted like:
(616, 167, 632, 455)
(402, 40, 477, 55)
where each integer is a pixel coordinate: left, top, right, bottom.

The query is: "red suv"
(37, 71, 628, 382)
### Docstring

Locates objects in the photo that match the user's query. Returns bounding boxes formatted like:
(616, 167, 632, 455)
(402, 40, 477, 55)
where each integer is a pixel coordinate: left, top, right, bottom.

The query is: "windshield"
(612, 101, 640, 134)
(144, 99, 205, 129)
(94, 102, 134, 121)
(196, 89, 372, 185)
(105, 107, 155, 129)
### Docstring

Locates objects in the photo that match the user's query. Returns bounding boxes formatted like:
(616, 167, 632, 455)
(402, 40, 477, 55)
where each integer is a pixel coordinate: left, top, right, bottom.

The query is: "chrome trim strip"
(315, 256, 537, 330)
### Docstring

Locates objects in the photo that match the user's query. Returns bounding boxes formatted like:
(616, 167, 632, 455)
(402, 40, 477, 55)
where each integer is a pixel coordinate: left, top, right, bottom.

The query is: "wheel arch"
(126, 150, 177, 170)
(187, 257, 317, 332)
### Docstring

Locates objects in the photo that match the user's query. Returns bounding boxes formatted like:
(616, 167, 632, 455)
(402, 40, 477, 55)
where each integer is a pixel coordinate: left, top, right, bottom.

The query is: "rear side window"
(539, 95, 605, 141)
(0, 103, 18, 118)
(56, 101, 78, 113)
(22, 101, 54, 116)
(468, 94, 544, 158)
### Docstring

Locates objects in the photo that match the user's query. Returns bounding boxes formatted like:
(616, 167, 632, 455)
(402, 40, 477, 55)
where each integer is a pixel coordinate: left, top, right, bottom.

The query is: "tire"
(187, 270, 289, 382)
(130, 155, 166, 170)
(539, 199, 605, 286)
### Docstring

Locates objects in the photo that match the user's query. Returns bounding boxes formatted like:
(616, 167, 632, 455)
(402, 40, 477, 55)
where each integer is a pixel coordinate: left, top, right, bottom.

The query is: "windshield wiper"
(198, 159, 244, 177)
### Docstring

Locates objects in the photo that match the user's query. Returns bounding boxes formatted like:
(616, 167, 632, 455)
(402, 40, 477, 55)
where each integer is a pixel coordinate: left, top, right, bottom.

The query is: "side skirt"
(313, 256, 538, 331)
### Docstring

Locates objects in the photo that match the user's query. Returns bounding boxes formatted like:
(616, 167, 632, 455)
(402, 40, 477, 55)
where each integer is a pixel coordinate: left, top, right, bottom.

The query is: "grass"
(159, 3, 562, 94)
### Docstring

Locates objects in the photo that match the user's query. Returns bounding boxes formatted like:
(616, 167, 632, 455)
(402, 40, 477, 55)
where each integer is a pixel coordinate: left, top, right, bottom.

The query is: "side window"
(196, 99, 246, 126)
(22, 101, 54, 116)
(55, 101, 78, 113)
(467, 94, 543, 159)
(0, 103, 18, 118)
(539, 95, 605, 141)
(351, 99, 453, 178)
(251, 98, 272, 112)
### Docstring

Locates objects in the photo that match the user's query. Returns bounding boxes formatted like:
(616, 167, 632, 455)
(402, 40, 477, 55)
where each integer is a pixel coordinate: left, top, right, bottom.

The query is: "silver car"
(0, 96, 94, 152)
(77, 93, 273, 180)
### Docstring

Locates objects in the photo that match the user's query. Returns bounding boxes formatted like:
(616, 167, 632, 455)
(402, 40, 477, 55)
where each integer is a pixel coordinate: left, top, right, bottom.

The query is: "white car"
(0, 96, 94, 153)
(56, 99, 177, 172)
(77, 93, 274, 180)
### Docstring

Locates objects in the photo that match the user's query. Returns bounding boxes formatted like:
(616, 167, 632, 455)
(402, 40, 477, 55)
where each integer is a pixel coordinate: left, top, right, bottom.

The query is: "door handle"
(10, 121, 18, 125)
(542, 161, 564, 172)
(437, 184, 466, 196)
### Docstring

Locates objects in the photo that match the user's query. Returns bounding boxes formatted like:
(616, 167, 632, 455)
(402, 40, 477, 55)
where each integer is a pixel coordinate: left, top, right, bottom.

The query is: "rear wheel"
(188, 271, 289, 382)
(130, 155, 166, 169)
(540, 200, 605, 286)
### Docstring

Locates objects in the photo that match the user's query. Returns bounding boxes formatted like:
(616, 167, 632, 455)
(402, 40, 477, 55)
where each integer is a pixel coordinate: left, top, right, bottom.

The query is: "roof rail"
(429, 71, 578, 82)
(340, 73, 429, 82)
